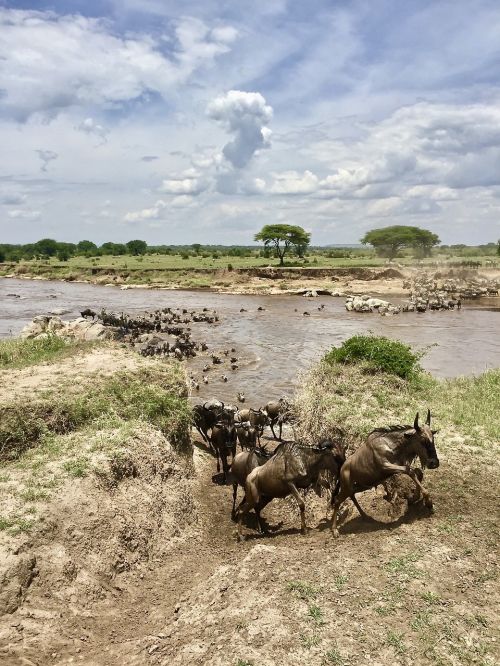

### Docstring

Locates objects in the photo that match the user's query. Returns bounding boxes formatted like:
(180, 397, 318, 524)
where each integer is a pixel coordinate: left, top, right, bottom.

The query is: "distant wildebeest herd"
(192, 400, 440, 541)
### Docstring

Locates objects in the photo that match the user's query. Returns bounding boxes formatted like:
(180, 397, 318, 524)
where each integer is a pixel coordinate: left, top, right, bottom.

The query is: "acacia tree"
(361, 225, 440, 260)
(254, 224, 311, 266)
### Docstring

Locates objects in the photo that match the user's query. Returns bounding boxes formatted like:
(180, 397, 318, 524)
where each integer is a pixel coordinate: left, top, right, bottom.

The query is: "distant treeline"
(0, 238, 498, 263)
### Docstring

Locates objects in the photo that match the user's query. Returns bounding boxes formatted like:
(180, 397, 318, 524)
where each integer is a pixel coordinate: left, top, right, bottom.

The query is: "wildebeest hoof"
(237, 534, 246, 543)
(332, 528, 340, 538)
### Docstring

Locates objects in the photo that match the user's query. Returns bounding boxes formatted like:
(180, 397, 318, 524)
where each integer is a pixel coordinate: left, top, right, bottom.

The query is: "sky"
(1, 1, 500, 246)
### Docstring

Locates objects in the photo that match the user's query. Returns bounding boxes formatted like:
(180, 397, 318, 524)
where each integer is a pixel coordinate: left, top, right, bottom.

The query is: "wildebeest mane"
(369, 424, 413, 436)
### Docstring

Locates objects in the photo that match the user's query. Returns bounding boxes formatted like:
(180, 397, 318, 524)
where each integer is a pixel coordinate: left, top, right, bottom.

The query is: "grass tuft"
(0, 335, 87, 369)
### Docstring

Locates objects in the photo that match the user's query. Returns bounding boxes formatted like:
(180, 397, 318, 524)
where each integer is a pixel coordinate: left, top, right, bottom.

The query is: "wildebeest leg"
(278, 421, 283, 440)
(255, 497, 272, 533)
(270, 421, 277, 439)
(194, 425, 208, 444)
(351, 493, 372, 521)
(236, 479, 260, 541)
(408, 469, 433, 510)
(331, 467, 352, 537)
(231, 483, 238, 518)
(288, 482, 307, 534)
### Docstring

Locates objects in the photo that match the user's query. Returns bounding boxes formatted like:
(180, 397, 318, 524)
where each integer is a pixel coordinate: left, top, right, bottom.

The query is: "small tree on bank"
(361, 225, 440, 260)
(254, 224, 311, 266)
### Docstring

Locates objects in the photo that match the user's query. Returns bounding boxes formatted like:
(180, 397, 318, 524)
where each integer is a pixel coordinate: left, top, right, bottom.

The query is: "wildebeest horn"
(426, 409, 431, 426)
(414, 412, 420, 431)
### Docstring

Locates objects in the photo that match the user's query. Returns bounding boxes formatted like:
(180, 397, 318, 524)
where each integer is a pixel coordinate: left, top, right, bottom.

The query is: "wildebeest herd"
(192, 400, 440, 541)
(81, 306, 218, 359)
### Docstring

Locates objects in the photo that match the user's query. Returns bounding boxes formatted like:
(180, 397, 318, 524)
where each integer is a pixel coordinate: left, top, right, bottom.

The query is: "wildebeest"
(81, 308, 96, 319)
(235, 422, 258, 450)
(264, 397, 293, 440)
(192, 400, 227, 447)
(211, 416, 237, 482)
(230, 446, 272, 526)
(330, 411, 439, 537)
(237, 408, 270, 442)
(236, 439, 345, 541)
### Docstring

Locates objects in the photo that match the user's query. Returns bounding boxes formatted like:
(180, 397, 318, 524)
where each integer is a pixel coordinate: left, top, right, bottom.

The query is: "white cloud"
(124, 200, 167, 222)
(207, 90, 273, 168)
(77, 117, 108, 144)
(160, 173, 208, 195)
(210, 26, 239, 44)
(0, 9, 237, 120)
(7, 209, 41, 220)
(269, 170, 319, 194)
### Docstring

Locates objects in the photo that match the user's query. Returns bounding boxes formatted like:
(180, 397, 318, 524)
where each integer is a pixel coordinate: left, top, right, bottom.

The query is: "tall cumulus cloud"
(207, 90, 273, 168)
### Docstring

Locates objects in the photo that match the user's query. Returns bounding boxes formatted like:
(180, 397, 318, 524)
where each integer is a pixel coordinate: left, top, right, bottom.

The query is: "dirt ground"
(1, 425, 498, 666)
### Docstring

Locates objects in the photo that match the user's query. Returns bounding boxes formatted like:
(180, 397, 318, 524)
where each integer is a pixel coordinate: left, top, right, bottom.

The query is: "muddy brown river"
(1, 278, 499, 406)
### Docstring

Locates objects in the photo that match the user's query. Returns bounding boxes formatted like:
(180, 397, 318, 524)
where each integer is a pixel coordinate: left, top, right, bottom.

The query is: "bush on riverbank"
(324, 334, 423, 379)
(297, 346, 499, 446)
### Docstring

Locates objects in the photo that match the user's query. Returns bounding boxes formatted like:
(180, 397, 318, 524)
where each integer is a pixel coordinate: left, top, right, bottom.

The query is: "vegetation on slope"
(0, 335, 91, 369)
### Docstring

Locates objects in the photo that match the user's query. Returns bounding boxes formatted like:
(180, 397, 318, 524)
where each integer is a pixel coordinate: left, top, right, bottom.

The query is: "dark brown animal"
(237, 408, 270, 442)
(264, 398, 293, 440)
(331, 411, 439, 537)
(211, 421, 237, 481)
(235, 422, 258, 449)
(236, 440, 345, 541)
(230, 446, 271, 525)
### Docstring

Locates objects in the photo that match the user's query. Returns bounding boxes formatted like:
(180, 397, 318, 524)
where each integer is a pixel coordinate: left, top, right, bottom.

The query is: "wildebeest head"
(313, 439, 346, 469)
(405, 410, 439, 469)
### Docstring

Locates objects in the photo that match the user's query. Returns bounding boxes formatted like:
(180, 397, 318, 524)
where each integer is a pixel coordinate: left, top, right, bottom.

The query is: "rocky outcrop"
(21, 316, 113, 341)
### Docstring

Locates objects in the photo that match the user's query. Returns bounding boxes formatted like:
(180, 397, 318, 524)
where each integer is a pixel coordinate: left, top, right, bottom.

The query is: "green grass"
(0, 335, 81, 369)
(0, 364, 191, 460)
(295, 350, 500, 447)
(300, 633, 322, 649)
(385, 553, 423, 579)
(63, 456, 90, 478)
(325, 334, 423, 379)
(386, 631, 407, 656)
(323, 647, 345, 665)
(287, 580, 318, 600)
(308, 604, 325, 626)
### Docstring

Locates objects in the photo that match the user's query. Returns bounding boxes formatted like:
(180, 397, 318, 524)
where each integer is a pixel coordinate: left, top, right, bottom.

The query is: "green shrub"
(324, 335, 422, 379)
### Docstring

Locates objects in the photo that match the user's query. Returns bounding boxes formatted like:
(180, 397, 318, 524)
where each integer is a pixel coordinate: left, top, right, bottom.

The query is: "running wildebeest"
(236, 439, 345, 541)
(230, 446, 272, 525)
(330, 410, 439, 537)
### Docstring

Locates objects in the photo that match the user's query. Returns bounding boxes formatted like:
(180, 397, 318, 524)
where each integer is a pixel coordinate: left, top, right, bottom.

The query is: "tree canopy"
(361, 225, 440, 259)
(254, 224, 311, 265)
(126, 239, 148, 256)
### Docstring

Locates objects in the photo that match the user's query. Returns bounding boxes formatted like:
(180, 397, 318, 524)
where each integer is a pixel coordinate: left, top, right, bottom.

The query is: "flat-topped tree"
(254, 224, 311, 266)
(361, 225, 440, 260)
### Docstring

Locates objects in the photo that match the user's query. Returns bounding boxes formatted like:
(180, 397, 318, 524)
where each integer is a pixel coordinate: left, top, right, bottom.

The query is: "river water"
(1, 278, 499, 405)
